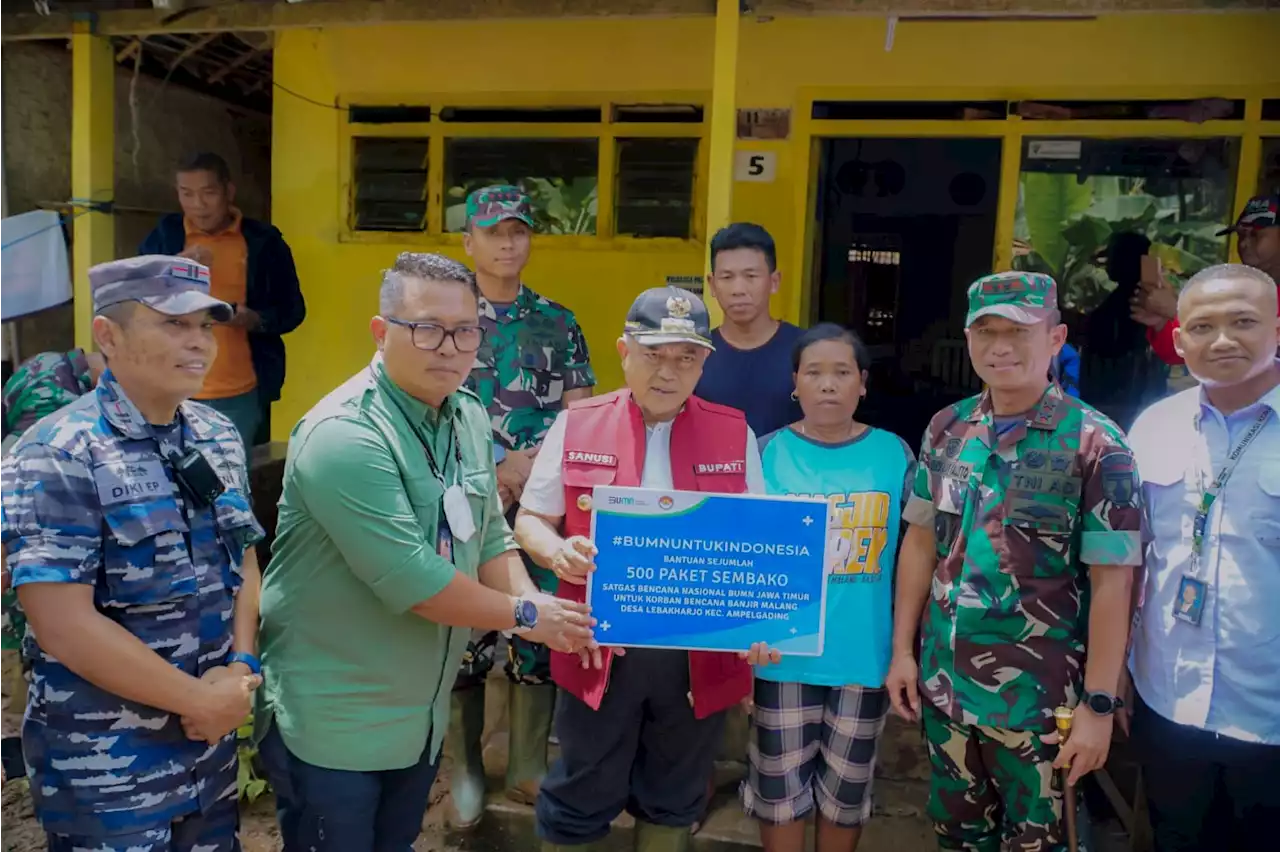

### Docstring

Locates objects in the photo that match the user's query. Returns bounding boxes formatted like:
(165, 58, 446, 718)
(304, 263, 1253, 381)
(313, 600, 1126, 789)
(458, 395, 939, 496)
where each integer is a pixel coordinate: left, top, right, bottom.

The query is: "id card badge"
(437, 513, 454, 564)
(1172, 574, 1207, 626)
(443, 483, 476, 543)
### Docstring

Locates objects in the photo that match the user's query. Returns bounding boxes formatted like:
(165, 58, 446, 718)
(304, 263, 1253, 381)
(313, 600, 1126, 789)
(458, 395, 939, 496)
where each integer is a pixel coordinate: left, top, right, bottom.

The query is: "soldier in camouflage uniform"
(2, 348, 105, 666)
(0, 256, 266, 852)
(448, 185, 596, 826)
(884, 272, 1143, 852)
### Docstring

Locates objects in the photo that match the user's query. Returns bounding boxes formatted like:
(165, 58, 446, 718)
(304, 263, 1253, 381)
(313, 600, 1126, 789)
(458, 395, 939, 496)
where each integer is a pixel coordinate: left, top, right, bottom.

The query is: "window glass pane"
(1014, 137, 1238, 313)
(1259, 138, 1280, 196)
(1014, 137, 1239, 428)
(352, 138, 429, 232)
(443, 138, 598, 234)
(615, 138, 698, 238)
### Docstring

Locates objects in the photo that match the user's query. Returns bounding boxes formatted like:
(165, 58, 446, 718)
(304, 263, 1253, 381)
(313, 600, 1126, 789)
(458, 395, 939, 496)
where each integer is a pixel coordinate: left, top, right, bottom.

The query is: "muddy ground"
(1, 654, 1131, 852)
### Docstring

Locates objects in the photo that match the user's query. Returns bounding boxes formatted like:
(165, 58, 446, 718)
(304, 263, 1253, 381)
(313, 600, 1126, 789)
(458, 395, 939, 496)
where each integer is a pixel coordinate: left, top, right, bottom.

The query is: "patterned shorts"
(741, 680, 889, 827)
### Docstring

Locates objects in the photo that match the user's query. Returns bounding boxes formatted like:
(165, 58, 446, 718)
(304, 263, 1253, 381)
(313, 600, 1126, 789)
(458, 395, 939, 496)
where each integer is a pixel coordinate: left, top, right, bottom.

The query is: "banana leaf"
(1022, 173, 1093, 276)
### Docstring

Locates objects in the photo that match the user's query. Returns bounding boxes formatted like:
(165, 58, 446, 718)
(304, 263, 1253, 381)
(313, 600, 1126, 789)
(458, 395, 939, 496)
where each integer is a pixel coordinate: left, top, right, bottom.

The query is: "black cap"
(1217, 193, 1279, 236)
(623, 287, 714, 350)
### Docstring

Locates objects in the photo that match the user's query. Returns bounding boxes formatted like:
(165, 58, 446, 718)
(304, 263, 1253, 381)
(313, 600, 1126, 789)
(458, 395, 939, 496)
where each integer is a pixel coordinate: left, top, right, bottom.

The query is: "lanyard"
(1189, 406, 1271, 567)
(422, 417, 464, 488)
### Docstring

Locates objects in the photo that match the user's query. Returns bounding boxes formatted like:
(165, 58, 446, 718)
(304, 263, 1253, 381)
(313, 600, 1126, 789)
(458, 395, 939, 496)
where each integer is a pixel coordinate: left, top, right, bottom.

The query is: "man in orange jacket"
(1133, 194, 1280, 364)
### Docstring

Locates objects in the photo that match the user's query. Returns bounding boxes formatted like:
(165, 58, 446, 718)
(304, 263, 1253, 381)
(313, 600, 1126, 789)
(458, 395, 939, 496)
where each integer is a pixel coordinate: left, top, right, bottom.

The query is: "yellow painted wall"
(272, 12, 1280, 436)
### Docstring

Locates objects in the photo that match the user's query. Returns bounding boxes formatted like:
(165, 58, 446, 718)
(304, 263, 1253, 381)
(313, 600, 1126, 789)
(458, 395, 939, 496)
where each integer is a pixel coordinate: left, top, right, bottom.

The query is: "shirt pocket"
(101, 498, 197, 606)
(563, 463, 618, 515)
(463, 469, 494, 539)
(1141, 453, 1195, 553)
(1254, 463, 1280, 545)
(1000, 516, 1073, 578)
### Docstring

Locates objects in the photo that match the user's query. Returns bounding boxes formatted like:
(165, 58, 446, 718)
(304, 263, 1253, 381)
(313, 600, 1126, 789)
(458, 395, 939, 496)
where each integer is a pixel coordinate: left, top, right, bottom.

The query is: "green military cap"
(965, 271, 1059, 328)
(465, 184, 536, 230)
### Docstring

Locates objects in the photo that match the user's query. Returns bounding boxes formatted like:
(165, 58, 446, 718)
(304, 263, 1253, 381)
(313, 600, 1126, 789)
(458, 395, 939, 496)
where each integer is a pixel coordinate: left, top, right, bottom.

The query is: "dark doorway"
(812, 137, 1001, 450)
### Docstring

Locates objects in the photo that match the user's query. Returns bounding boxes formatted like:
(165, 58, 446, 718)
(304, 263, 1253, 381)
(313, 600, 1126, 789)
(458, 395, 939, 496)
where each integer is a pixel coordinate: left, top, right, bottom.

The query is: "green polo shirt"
(257, 357, 515, 771)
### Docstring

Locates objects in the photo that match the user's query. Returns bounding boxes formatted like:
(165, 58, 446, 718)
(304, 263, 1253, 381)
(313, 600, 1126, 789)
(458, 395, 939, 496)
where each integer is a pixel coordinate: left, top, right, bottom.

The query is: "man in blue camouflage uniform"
(448, 185, 596, 827)
(1, 347, 106, 690)
(1, 255, 267, 852)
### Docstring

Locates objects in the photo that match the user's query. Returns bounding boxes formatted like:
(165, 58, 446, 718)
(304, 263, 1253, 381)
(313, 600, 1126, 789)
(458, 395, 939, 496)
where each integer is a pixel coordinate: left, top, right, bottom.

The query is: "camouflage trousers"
(2, 586, 25, 652)
(453, 559, 557, 691)
(45, 791, 238, 852)
(923, 703, 1064, 852)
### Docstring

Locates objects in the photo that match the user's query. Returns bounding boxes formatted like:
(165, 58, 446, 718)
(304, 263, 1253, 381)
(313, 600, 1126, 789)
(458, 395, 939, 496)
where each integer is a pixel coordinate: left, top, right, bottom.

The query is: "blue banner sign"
(587, 486, 830, 655)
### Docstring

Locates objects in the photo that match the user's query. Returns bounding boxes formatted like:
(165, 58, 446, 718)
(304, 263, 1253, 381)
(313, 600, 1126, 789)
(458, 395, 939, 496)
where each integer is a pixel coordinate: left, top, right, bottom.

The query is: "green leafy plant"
(1014, 173, 1228, 312)
(236, 718, 269, 803)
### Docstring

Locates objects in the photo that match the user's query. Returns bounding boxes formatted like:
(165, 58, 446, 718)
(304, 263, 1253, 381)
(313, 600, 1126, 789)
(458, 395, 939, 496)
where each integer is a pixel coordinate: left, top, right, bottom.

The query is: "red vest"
(551, 389, 754, 719)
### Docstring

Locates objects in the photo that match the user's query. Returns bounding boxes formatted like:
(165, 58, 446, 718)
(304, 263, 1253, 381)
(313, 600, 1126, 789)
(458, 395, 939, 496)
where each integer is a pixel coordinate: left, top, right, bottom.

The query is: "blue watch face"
(518, 600, 538, 628)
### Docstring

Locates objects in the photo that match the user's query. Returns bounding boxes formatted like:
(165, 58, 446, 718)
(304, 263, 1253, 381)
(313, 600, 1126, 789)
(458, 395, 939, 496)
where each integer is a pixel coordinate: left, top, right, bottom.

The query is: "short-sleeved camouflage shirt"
(0, 372, 264, 837)
(902, 383, 1142, 732)
(2, 349, 96, 650)
(2, 348, 94, 439)
(467, 285, 595, 451)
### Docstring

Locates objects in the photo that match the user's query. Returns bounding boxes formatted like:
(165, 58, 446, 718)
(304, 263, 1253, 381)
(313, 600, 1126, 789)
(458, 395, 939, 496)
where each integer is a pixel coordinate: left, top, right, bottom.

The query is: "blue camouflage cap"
(90, 255, 232, 322)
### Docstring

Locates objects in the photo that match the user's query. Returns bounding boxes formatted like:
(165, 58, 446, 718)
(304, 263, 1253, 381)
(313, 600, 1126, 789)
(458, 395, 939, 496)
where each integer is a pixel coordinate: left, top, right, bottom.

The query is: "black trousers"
(535, 649, 726, 844)
(1131, 691, 1280, 852)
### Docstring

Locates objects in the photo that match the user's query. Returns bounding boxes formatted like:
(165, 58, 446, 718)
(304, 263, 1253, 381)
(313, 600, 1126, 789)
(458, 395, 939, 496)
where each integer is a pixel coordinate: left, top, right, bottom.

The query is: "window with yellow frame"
(345, 102, 706, 241)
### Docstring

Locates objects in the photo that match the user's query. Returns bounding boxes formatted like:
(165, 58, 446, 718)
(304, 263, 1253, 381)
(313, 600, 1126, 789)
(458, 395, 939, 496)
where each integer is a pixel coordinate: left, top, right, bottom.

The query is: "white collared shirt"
(1128, 381, 1280, 744)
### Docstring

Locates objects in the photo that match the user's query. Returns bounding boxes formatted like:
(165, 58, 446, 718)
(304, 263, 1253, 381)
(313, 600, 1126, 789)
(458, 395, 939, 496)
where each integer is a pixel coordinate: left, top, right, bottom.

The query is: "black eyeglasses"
(384, 317, 486, 353)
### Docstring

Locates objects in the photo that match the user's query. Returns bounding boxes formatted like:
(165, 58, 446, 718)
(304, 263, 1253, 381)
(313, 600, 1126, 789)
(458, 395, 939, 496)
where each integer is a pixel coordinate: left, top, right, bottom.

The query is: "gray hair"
(379, 252, 479, 315)
(1178, 263, 1278, 311)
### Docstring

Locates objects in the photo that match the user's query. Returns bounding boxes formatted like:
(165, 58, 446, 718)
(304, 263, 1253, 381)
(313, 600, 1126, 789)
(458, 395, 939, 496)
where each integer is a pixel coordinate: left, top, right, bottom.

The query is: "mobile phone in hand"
(1140, 254, 1163, 290)
(1, 736, 25, 782)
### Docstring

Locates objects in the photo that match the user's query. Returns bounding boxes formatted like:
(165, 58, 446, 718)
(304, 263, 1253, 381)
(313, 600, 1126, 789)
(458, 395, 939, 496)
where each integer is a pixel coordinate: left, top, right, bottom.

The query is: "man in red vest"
(514, 287, 782, 852)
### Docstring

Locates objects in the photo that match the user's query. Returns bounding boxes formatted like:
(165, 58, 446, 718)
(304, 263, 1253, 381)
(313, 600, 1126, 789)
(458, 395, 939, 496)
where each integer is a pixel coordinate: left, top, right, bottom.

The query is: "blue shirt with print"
(755, 426, 913, 688)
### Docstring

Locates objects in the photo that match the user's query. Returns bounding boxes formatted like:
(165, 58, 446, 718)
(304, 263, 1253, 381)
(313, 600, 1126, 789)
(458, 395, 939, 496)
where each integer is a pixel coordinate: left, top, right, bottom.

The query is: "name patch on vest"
(93, 460, 170, 506)
(566, 450, 617, 467)
(694, 461, 745, 475)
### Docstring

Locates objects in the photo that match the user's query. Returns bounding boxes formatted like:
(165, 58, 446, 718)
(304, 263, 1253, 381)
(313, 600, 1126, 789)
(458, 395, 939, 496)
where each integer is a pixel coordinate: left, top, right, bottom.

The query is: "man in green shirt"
(255, 252, 596, 852)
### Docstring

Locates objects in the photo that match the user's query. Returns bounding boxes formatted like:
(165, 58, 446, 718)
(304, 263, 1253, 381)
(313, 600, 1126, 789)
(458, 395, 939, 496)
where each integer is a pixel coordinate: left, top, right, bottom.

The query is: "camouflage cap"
(466, 184, 536, 230)
(1217, 193, 1279, 236)
(90, 255, 232, 322)
(965, 271, 1058, 328)
(624, 286, 714, 350)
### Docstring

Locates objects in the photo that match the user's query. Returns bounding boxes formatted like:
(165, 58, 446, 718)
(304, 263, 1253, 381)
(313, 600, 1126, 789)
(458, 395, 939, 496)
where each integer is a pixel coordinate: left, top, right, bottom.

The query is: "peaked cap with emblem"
(624, 286, 714, 350)
(90, 254, 232, 322)
(965, 271, 1058, 328)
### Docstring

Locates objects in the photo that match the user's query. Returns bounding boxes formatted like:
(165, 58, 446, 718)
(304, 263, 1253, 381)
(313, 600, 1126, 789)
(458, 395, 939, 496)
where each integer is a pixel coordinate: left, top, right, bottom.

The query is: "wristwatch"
(509, 598, 538, 636)
(226, 652, 262, 675)
(1081, 690, 1124, 716)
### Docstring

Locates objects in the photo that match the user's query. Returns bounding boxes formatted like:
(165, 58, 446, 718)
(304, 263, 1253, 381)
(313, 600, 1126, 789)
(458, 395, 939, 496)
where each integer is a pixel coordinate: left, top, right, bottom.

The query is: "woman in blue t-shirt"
(741, 323, 913, 852)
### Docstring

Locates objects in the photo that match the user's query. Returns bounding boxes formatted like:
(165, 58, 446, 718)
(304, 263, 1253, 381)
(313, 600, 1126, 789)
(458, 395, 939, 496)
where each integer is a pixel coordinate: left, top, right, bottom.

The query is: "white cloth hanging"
(1, 209, 72, 321)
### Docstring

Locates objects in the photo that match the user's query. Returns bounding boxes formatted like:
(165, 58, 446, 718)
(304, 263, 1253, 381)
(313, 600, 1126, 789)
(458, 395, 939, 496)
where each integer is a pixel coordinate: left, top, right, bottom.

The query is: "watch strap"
(226, 652, 262, 675)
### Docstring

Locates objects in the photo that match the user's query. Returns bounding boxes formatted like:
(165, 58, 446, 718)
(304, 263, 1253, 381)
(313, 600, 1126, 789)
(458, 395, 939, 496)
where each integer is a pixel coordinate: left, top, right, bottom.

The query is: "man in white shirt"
(512, 287, 779, 852)
(1126, 263, 1280, 852)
